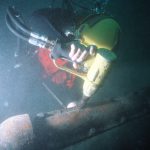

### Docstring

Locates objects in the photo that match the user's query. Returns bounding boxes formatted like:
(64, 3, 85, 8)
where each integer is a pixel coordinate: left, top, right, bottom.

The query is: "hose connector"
(30, 32, 48, 42)
(28, 37, 47, 48)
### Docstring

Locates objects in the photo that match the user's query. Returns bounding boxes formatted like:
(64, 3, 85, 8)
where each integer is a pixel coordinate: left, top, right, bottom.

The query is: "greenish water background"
(0, 0, 150, 149)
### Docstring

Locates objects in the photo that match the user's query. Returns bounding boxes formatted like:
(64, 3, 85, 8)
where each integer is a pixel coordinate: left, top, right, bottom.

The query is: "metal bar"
(0, 87, 150, 150)
(42, 82, 66, 109)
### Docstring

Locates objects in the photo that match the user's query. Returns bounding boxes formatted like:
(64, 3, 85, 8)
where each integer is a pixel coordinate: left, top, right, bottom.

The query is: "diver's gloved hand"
(69, 44, 96, 69)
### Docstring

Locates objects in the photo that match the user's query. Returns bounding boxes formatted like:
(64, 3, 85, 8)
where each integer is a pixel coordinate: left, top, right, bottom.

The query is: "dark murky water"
(0, 0, 150, 149)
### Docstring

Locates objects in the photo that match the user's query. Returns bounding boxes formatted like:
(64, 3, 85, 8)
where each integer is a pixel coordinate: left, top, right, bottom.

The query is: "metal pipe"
(0, 87, 150, 150)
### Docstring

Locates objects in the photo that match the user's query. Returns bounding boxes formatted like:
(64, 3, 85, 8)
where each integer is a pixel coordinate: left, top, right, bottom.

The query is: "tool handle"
(51, 41, 88, 62)
(51, 42, 70, 60)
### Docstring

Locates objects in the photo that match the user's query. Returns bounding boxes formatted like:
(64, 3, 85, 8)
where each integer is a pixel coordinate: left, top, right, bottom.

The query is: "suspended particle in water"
(14, 63, 22, 69)
(3, 101, 9, 107)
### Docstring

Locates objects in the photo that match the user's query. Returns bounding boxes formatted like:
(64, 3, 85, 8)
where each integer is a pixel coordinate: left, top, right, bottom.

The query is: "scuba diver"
(6, 0, 120, 108)
(29, 7, 89, 86)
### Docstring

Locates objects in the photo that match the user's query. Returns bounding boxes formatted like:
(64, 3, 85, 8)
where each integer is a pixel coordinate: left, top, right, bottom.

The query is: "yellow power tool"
(53, 15, 120, 98)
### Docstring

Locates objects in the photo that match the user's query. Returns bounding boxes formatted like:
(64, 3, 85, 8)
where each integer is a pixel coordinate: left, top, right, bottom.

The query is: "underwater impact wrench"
(6, 6, 120, 107)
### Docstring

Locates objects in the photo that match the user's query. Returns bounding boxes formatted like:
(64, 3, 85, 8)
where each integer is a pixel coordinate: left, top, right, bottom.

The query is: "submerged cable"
(7, 6, 31, 36)
(6, 15, 29, 41)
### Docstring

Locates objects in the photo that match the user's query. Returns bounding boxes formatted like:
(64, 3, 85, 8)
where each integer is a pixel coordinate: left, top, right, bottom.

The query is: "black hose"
(70, 0, 92, 11)
(7, 6, 31, 36)
(6, 14, 29, 42)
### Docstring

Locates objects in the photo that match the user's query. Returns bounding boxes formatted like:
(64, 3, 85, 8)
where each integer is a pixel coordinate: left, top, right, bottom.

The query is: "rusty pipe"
(0, 87, 150, 150)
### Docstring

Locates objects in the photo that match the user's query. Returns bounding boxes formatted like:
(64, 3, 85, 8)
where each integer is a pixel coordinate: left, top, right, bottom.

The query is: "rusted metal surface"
(0, 114, 33, 150)
(0, 87, 150, 150)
